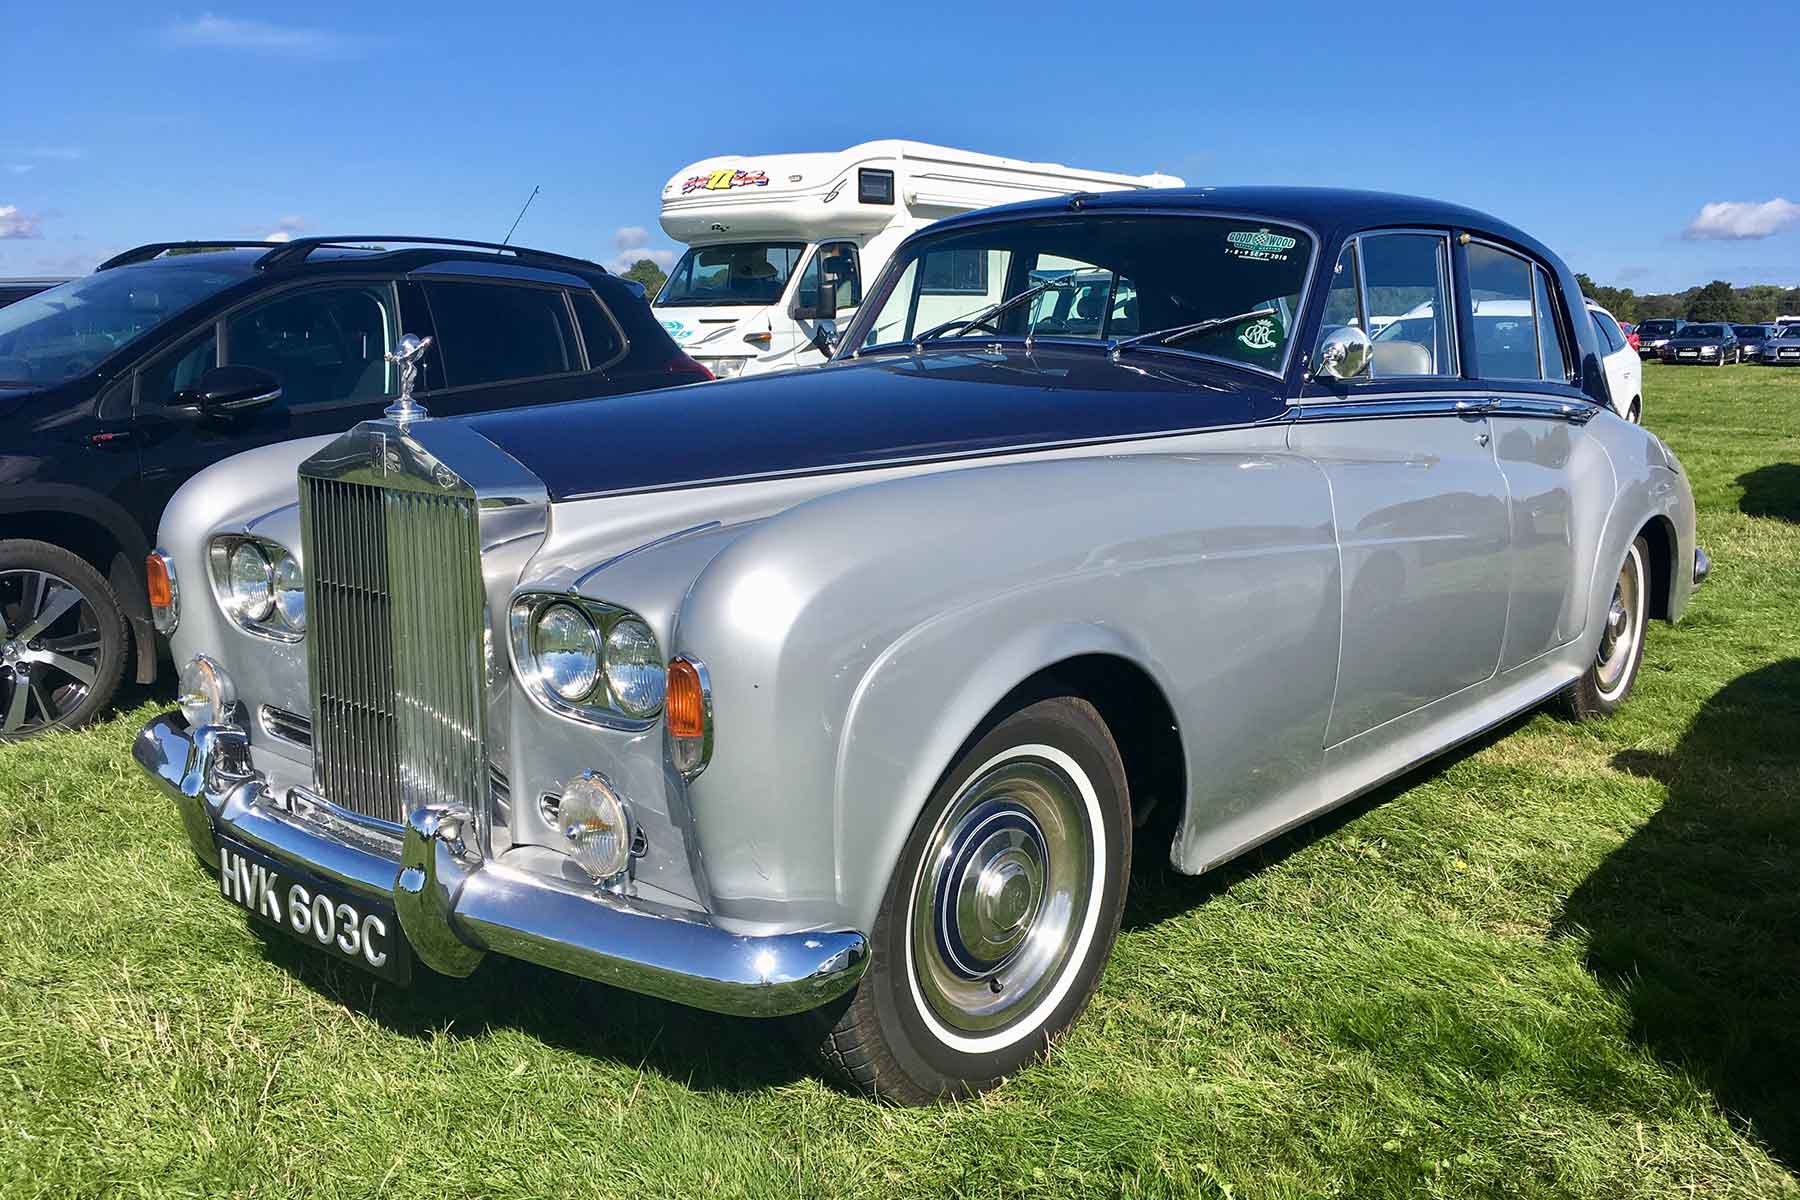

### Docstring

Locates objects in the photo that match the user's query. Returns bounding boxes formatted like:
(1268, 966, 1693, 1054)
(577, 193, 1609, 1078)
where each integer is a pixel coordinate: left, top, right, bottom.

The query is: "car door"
(1288, 230, 1511, 748)
(128, 279, 404, 523)
(408, 275, 615, 417)
(1467, 242, 1602, 672)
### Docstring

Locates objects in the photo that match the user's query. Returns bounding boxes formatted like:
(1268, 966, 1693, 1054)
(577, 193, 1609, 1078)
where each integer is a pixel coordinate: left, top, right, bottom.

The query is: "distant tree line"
(621, 258, 668, 299)
(1576, 274, 1800, 324)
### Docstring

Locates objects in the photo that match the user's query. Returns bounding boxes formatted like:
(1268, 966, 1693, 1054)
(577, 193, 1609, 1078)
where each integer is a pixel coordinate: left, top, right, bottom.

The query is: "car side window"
(569, 291, 624, 369)
(796, 242, 863, 312)
(1363, 233, 1456, 378)
(1533, 268, 1570, 383)
(139, 330, 218, 407)
(1466, 242, 1549, 381)
(1590, 310, 1624, 354)
(423, 281, 579, 388)
(223, 284, 397, 410)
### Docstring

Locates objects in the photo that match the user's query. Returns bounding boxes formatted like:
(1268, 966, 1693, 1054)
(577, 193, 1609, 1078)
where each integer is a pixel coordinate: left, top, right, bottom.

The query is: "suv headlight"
(209, 535, 305, 641)
(510, 595, 665, 725)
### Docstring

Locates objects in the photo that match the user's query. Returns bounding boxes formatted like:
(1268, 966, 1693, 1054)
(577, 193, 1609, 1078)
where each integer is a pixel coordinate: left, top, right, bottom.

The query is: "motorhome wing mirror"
(810, 318, 839, 358)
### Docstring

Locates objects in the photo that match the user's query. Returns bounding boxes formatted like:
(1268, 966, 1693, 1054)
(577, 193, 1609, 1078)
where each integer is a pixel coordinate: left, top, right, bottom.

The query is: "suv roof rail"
(254, 236, 605, 274)
(96, 241, 289, 271)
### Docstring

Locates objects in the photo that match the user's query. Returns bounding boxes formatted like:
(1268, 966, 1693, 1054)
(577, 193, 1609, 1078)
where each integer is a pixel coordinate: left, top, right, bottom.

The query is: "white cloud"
(162, 14, 354, 56)
(260, 216, 309, 243)
(606, 247, 677, 274)
(0, 205, 42, 239)
(614, 225, 651, 251)
(1681, 198, 1800, 241)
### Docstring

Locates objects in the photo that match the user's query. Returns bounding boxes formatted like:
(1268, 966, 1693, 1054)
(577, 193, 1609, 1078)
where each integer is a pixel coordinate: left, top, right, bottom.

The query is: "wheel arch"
(1637, 511, 1677, 622)
(0, 487, 156, 683)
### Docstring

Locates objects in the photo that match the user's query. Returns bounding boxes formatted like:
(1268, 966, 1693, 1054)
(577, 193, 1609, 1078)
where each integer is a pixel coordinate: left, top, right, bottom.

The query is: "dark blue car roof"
(927, 186, 1558, 262)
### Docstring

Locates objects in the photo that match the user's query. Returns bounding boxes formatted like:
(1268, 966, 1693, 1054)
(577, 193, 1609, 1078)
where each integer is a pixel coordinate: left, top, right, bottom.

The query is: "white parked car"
(1585, 300, 1643, 423)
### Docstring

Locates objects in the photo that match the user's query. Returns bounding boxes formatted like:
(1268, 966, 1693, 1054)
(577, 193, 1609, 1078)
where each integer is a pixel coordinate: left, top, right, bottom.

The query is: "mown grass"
(1, 363, 1796, 1199)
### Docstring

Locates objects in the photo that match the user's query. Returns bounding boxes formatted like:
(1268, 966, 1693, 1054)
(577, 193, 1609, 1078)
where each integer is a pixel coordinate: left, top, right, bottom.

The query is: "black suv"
(0, 236, 709, 738)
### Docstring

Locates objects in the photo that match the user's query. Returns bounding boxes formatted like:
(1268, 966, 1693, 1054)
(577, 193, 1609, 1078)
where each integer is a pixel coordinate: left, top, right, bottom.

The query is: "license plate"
(216, 837, 411, 984)
(1679, 350, 1697, 357)
(1783, 350, 1799, 359)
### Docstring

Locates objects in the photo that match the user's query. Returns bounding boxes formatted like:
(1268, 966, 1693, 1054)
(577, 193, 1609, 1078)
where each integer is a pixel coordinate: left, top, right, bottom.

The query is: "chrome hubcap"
(910, 754, 1095, 1039)
(1594, 550, 1642, 697)
(0, 570, 103, 735)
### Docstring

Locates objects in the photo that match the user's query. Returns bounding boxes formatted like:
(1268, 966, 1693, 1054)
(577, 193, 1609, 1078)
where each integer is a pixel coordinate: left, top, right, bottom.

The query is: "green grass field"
(2, 364, 1796, 1199)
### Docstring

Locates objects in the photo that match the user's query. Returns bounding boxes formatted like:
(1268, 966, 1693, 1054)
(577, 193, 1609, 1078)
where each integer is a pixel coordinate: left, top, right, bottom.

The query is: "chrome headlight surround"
(207, 534, 305, 642)
(509, 594, 666, 727)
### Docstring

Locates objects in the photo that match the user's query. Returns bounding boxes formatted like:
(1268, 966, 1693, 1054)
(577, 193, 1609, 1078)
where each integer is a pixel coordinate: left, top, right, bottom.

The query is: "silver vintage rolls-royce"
(135, 188, 1705, 1103)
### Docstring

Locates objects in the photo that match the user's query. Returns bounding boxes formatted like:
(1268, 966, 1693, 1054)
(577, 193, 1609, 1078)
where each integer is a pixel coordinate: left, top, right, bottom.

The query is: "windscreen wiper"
(911, 274, 1083, 348)
(1108, 307, 1277, 360)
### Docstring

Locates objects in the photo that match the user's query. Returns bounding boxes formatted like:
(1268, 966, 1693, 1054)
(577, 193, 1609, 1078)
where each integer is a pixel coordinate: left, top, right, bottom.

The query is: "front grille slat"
(301, 469, 484, 827)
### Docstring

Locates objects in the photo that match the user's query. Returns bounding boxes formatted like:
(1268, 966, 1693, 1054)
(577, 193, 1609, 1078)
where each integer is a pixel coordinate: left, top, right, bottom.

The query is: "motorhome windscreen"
(656, 243, 806, 306)
(853, 215, 1314, 373)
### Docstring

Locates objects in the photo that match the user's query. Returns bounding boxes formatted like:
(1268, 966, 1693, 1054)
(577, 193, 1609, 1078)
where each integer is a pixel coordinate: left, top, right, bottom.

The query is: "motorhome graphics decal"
(682, 169, 772, 194)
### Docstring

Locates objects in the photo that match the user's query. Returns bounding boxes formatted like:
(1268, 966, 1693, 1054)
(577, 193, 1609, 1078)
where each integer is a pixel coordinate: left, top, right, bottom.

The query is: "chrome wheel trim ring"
(1594, 543, 1645, 701)
(0, 569, 104, 735)
(904, 743, 1105, 1054)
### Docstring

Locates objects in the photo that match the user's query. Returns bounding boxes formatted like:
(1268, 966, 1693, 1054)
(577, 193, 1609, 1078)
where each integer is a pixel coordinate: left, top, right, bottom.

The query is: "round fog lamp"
(604, 617, 665, 718)
(557, 771, 631, 880)
(227, 542, 274, 622)
(535, 603, 600, 702)
(178, 654, 235, 728)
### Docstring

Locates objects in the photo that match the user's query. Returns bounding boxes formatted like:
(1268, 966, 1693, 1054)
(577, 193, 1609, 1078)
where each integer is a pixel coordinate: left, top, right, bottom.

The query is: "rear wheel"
(1557, 535, 1649, 721)
(804, 695, 1131, 1104)
(0, 540, 129, 740)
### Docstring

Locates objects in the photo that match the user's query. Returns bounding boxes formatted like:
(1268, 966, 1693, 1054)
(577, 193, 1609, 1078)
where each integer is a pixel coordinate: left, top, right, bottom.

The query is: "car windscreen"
(0, 262, 250, 386)
(851, 215, 1314, 373)
(1732, 326, 1765, 337)
(1637, 320, 1679, 336)
(655, 242, 805, 307)
(1685, 324, 1727, 338)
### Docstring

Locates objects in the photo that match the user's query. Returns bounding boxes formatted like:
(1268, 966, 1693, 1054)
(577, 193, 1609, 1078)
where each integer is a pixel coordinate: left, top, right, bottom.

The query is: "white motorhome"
(652, 140, 1181, 378)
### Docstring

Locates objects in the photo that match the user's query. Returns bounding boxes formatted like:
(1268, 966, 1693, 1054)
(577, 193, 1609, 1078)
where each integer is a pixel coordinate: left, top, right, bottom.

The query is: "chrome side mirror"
(1313, 325, 1373, 381)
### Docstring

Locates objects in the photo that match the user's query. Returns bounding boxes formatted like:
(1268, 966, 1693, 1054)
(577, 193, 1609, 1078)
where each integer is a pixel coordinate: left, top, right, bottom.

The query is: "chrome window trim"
(1285, 390, 1598, 425)
(1347, 228, 1461, 382)
(845, 207, 1323, 383)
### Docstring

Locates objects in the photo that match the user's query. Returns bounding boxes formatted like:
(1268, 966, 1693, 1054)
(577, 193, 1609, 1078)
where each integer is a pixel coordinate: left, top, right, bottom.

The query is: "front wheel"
(804, 695, 1131, 1103)
(1557, 535, 1650, 721)
(0, 539, 129, 740)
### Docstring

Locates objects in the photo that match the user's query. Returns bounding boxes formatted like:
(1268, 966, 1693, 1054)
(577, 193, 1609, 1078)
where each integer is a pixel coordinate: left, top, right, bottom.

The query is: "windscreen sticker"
(1237, 317, 1281, 352)
(681, 168, 771, 195)
(1225, 228, 1298, 263)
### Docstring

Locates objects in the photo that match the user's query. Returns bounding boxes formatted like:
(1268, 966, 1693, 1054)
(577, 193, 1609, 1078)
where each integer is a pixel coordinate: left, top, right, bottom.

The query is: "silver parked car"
(135, 188, 1705, 1103)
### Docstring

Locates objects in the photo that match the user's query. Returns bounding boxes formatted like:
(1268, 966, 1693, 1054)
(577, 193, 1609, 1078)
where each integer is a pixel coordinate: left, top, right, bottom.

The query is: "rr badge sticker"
(1237, 318, 1279, 351)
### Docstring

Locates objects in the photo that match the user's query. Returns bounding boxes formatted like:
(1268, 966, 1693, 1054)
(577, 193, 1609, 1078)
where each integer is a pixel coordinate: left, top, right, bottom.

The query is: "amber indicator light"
(146, 554, 173, 610)
(666, 658, 706, 739)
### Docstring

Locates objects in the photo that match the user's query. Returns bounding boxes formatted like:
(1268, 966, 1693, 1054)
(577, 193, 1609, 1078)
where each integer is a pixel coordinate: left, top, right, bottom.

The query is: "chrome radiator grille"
(299, 475, 486, 825)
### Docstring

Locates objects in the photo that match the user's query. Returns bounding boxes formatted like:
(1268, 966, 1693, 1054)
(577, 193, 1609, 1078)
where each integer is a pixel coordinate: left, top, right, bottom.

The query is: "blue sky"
(3, 1, 1796, 293)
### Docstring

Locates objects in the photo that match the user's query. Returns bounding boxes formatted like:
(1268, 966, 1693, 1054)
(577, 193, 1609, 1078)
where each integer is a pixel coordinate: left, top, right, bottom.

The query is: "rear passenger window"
(1590, 310, 1624, 354)
(423, 281, 578, 388)
(1534, 268, 1570, 382)
(569, 291, 624, 368)
(1363, 233, 1456, 377)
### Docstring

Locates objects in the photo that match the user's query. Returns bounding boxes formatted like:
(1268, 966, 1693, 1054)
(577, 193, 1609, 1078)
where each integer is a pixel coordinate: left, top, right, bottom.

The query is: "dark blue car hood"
(460, 348, 1284, 502)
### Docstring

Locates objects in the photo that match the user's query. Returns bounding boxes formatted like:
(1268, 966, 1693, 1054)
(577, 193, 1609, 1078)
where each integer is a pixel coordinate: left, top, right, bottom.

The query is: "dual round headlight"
(215, 538, 304, 636)
(516, 599, 665, 720)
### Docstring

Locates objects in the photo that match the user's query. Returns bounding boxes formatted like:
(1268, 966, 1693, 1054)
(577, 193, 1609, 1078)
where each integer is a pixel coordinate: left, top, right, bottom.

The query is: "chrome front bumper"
(134, 712, 868, 1017)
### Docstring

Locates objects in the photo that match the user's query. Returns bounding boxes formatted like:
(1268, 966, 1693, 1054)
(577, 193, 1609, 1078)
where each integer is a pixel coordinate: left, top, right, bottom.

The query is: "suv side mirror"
(187, 365, 282, 416)
(810, 319, 839, 358)
(1313, 325, 1374, 381)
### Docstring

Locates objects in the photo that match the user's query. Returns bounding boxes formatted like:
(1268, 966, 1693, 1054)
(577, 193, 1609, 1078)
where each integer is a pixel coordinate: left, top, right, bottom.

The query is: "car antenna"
(501, 185, 541, 247)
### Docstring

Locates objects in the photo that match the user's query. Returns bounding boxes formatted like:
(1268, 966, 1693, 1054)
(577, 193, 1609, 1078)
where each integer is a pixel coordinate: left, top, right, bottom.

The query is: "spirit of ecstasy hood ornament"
(384, 333, 434, 426)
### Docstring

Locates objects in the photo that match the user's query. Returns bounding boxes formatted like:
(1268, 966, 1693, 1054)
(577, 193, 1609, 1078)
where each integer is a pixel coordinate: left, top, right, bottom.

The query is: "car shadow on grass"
(1556, 658, 1800, 1168)
(1122, 711, 1535, 932)
(245, 915, 814, 1094)
(1737, 463, 1800, 523)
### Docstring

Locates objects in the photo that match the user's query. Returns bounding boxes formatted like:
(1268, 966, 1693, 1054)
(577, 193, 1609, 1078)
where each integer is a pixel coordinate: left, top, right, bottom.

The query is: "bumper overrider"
(134, 712, 869, 1017)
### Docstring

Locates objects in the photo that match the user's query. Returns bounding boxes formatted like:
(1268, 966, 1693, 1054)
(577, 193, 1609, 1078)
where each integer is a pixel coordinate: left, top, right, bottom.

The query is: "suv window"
(139, 330, 218, 407)
(1364, 233, 1456, 377)
(569, 291, 624, 368)
(796, 242, 863, 312)
(424, 281, 579, 388)
(223, 284, 396, 409)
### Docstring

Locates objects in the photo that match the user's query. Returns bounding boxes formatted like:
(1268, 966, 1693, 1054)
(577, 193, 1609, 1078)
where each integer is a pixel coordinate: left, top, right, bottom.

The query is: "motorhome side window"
(921, 249, 990, 295)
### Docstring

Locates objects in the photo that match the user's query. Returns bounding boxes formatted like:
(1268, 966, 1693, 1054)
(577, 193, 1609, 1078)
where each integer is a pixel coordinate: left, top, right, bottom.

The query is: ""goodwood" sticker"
(1225, 228, 1299, 262)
